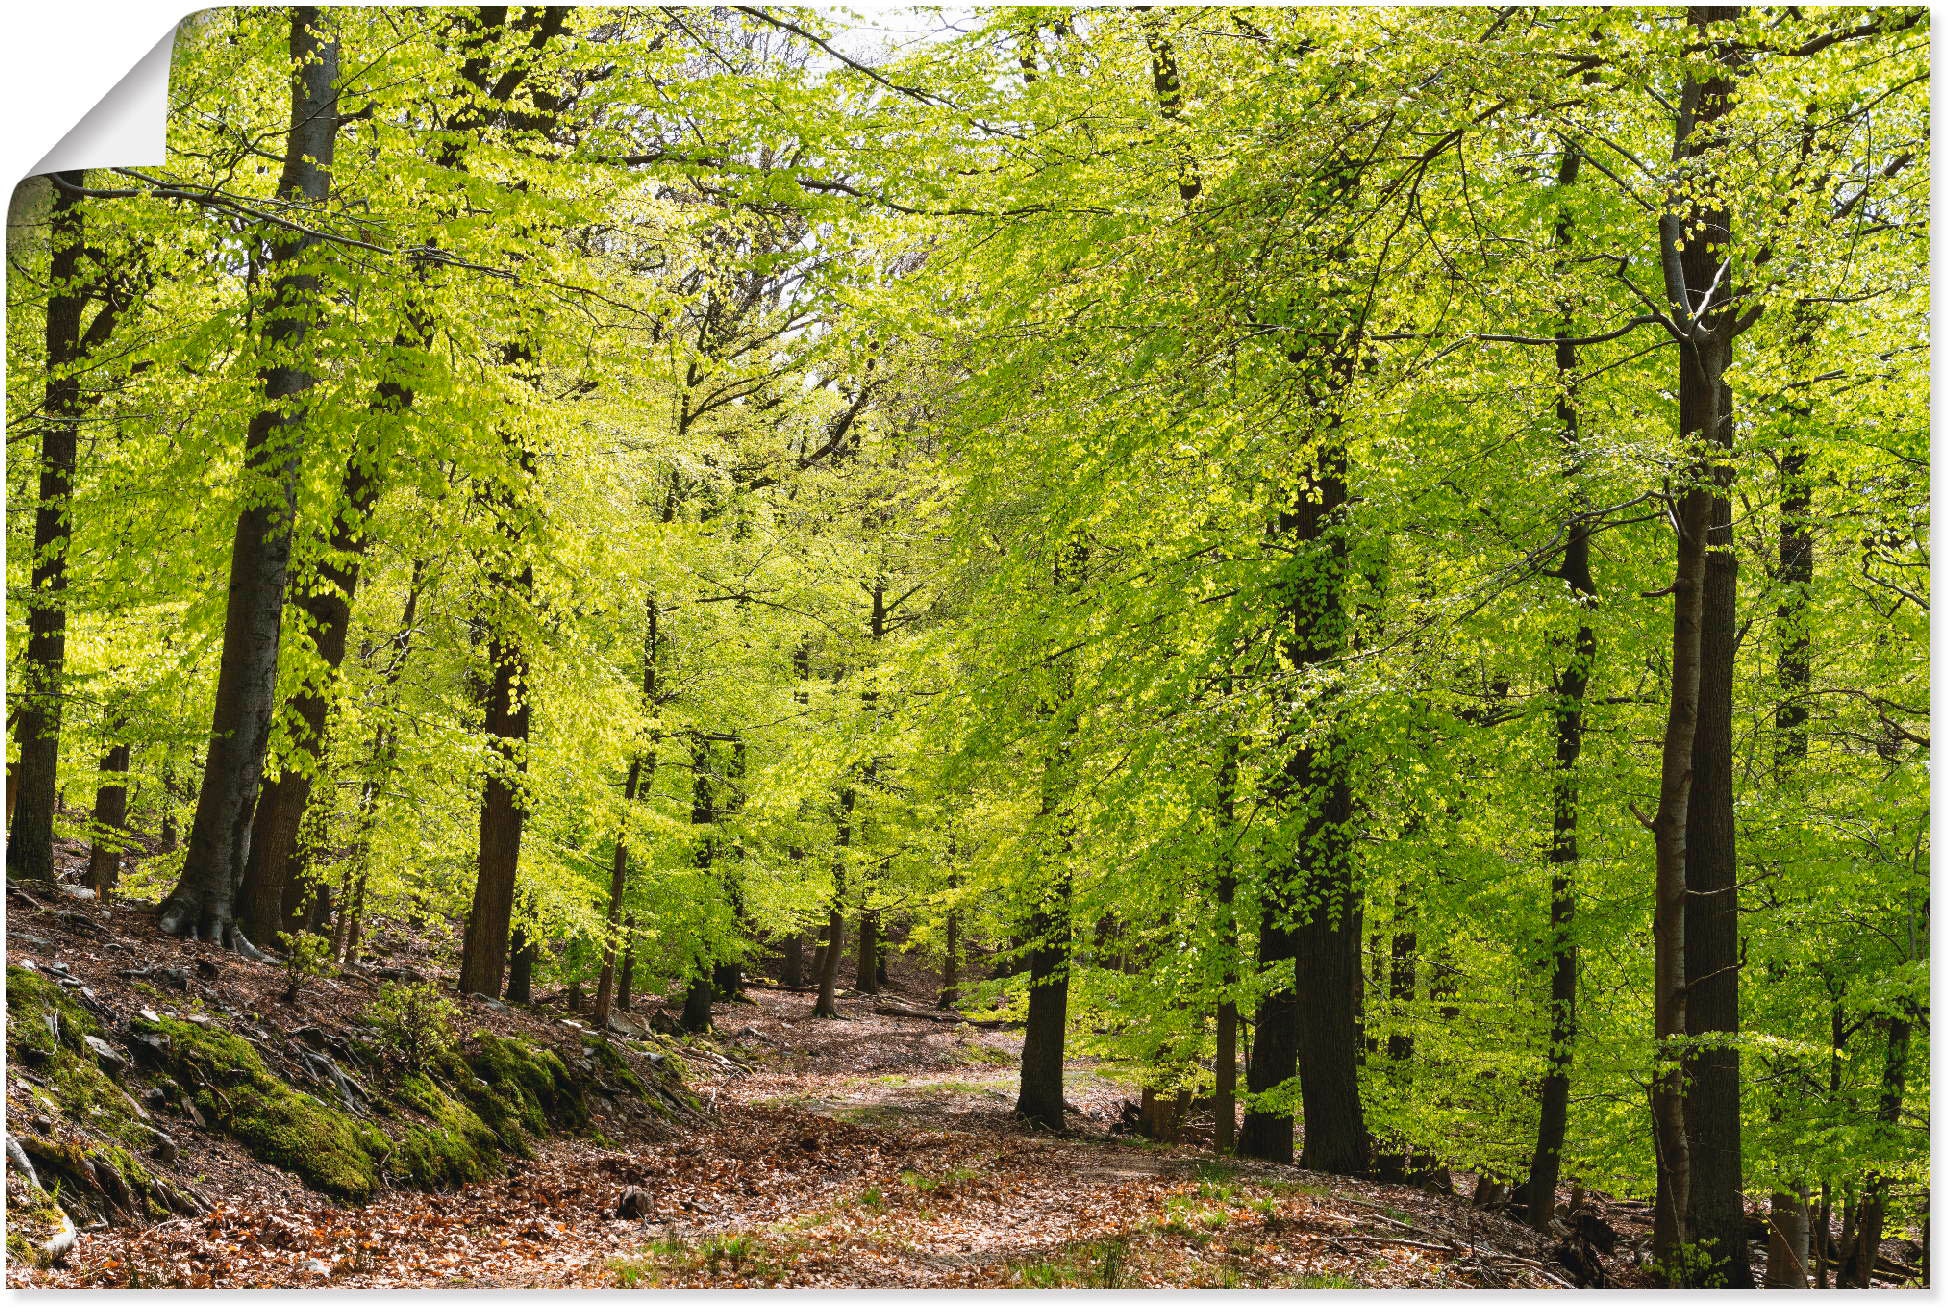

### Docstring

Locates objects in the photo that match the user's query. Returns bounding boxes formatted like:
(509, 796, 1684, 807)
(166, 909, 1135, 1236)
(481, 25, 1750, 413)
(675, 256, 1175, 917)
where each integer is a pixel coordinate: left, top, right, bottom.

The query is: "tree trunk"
(855, 909, 881, 995)
(505, 925, 534, 1004)
(237, 357, 409, 946)
(592, 756, 643, 1029)
(780, 934, 805, 990)
(1529, 141, 1593, 1234)
(85, 742, 131, 896)
(680, 973, 713, 1034)
(8, 171, 90, 886)
(1240, 905, 1299, 1163)
(1766, 1190, 1811, 1288)
(617, 920, 636, 1011)
(812, 786, 850, 1019)
(160, 10, 340, 946)
(458, 582, 533, 996)
(1673, 10, 1746, 1284)
(1213, 731, 1240, 1155)
(1014, 872, 1072, 1131)
(1291, 729, 1366, 1174)
(938, 907, 959, 1009)
(1840, 1012, 1915, 1287)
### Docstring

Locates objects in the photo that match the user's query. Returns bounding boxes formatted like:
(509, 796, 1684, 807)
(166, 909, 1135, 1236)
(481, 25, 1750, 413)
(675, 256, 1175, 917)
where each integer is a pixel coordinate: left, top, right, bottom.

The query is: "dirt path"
(25, 985, 1598, 1288)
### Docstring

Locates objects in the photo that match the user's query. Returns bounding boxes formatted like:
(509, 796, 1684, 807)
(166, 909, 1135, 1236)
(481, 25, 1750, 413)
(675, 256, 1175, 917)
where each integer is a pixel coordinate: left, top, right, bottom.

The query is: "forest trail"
(21, 952, 1619, 1289)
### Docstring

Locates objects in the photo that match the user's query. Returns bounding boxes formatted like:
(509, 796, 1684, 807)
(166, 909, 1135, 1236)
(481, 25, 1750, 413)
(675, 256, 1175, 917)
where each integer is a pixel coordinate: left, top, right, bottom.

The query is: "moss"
(17, 1133, 169, 1225)
(393, 1074, 500, 1188)
(5, 1181, 67, 1269)
(583, 1037, 647, 1097)
(133, 1016, 391, 1201)
(464, 1033, 588, 1140)
(7, 966, 154, 1147)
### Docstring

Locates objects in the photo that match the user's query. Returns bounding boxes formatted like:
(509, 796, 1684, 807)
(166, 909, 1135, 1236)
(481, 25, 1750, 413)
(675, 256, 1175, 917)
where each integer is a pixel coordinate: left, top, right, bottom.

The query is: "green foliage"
(277, 931, 335, 1005)
(362, 983, 457, 1077)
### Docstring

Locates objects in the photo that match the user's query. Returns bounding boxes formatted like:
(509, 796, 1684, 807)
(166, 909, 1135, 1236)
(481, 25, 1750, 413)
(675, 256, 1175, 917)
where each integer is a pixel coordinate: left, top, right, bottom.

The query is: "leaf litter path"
(32, 986, 1589, 1288)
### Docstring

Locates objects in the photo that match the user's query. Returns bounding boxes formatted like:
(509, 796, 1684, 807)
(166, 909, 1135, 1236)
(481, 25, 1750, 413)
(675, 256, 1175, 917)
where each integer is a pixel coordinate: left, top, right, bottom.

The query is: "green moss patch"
(131, 1016, 391, 1201)
(393, 1074, 501, 1187)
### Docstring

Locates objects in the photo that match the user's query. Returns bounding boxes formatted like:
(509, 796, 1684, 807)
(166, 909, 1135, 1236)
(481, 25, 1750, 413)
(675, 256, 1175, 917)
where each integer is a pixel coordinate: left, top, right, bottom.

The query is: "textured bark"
(85, 742, 132, 895)
(9, 172, 90, 886)
(1674, 10, 1747, 1284)
(779, 935, 805, 990)
(938, 905, 959, 1009)
(1529, 142, 1593, 1233)
(160, 11, 340, 945)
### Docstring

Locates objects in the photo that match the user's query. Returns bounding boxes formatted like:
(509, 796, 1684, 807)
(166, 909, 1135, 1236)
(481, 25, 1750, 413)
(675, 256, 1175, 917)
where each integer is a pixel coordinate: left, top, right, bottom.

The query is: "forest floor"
(2, 865, 1794, 1289)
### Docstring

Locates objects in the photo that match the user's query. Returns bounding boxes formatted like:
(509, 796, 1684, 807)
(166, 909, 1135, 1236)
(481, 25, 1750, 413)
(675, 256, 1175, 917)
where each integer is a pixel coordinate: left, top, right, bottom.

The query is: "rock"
(55, 884, 97, 901)
(42, 1210, 77, 1265)
(82, 1035, 128, 1074)
(142, 1087, 172, 1110)
(127, 1031, 173, 1069)
(468, 992, 510, 1011)
(616, 1187, 654, 1219)
(375, 965, 425, 983)
(193, 958, 220, 980)
(150, 1131, 179, 1164)
(119, 965, 188, 990)
(182, 1097, 208, 1130)
(30, 1115, 54, 1135)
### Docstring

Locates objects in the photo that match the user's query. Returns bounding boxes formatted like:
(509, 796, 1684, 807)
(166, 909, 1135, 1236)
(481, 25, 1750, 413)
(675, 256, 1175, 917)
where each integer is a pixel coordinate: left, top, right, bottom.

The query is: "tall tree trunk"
(1650, 7, 1742, 1267)
(1675, 8, 1747, 1284)
(938, 912, 960, 1008)
(159, 10, 340, 945)
(237, 354, 412, 945)
(85, 741, 131, 895)
(8, 171, 91, 886)
(681, 735, 718, 1030)
(1529, 142, 1594, 1232)
(780, 934, 805, 990)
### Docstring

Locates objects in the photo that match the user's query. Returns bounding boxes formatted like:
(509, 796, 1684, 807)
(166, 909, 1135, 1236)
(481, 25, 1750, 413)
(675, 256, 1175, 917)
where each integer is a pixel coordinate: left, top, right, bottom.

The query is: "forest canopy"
(4, 4, 1928, 1289)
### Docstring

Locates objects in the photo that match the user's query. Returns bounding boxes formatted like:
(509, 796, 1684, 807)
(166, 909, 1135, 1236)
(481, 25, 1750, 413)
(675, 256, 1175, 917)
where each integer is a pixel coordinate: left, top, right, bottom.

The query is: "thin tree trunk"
(85, 742, 131, 895)
(595, 593, 659, 1029)
(1213, 730, 1241, 1155)
(160, 10, 340, 947)
(938, 896, 960, 1008)
(1529, 142, 1594, 1233)
(812, 786, 850, 1019)
(458, 555, 533, 997)
(618, 919, 636, 1010)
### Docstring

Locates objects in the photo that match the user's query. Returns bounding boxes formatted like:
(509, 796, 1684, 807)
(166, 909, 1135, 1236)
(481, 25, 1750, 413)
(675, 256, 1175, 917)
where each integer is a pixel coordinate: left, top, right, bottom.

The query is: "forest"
(3, 3, 1930, 1291)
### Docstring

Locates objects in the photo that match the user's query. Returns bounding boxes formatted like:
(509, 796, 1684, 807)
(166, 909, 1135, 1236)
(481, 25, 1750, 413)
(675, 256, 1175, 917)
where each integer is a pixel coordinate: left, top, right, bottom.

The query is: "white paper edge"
(28, 24, 176, 181)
